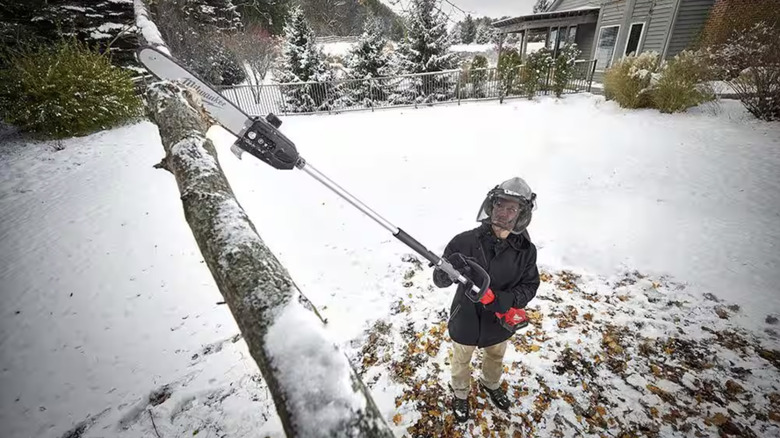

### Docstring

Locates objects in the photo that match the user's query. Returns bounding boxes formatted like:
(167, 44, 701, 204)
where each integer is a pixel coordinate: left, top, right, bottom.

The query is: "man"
(432, 177, 540, 422)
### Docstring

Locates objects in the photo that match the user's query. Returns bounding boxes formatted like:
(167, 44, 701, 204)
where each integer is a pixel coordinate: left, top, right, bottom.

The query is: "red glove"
(479, 288, 495, 305)
(500, 308, 528, 327)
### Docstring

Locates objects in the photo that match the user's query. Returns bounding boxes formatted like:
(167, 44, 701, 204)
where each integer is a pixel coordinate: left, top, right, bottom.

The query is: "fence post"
(370, 79, 375, 112)
(588, 60, 597, 93)
(499, 68, 505, 104)
(457, 71, 462, 106)
(325, 83, 332, 115)
(279, 85, 288, 116)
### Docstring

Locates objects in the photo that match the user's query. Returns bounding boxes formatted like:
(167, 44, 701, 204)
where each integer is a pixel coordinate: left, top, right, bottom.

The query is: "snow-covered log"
(142, 80, 393, 437)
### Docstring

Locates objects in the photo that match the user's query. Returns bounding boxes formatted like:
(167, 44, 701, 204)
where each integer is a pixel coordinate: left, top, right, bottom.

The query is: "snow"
(97, 22, 127, 32)
(450, 43, 495, 53)
(133, 0, 169, 54)
(320, 41, 357, 57)
(2, 95, 780, 438)
(265, 296, 370, 437)
(526, 41, 545, 54)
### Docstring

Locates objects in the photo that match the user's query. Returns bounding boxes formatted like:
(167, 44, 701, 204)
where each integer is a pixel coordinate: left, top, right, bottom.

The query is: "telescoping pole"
(297, 160, 478, 294)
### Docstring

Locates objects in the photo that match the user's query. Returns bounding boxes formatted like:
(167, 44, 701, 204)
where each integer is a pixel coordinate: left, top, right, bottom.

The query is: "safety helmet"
(476, 177, 537, 234)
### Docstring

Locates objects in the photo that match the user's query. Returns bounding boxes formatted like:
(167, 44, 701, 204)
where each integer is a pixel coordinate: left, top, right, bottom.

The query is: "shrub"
(0, 38, 142, 139)
(470, 55, 488, 98)
(497, 48, 522, 96)
(652, 50, 714, 113)
(552, 43, 580, 97)
(603, 51, 660, 108)
(710, 22, 780, 121)
(519, 47, 554, 99)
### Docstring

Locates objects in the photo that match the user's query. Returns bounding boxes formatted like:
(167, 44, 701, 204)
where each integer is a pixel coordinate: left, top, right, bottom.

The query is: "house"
(492, 0, 717, 72)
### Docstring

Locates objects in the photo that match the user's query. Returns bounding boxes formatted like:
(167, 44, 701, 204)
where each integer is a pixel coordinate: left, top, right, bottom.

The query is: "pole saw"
(137, 46, 528, 333)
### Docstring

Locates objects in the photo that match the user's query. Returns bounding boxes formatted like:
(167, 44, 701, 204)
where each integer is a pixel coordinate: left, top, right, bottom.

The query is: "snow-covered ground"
(1, 94, 779, 438)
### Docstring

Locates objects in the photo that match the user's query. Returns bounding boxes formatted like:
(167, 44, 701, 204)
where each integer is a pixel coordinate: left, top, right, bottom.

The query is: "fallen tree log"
(143, 80, 394, 437)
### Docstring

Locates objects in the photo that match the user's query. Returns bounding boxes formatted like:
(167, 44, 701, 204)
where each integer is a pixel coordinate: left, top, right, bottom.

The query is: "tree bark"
(143, 81, 394, 437)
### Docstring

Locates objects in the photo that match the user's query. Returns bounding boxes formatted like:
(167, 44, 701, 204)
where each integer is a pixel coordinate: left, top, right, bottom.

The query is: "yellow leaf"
(649, 407, 659, 418)
(582, 382, 588, 391)
(709, 413, 728, 426)
(596, 406, 607, 416)
(393, 414, 403, 425)
(530, 345, 541, 352)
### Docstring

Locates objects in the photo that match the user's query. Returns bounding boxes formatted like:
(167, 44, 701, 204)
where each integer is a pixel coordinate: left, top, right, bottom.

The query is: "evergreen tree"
(395, 0, 457, 74)
(461, 14, 476, 44)
(274, 6, 334, 112)
(344, 15, 391, 107)
(390, 0, 457, 104)
(474, 20, 497, 44)
(449, 22, 463, 44)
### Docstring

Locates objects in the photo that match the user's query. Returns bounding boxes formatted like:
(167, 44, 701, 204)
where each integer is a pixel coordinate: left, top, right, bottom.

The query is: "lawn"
(1, 94, 778, 437)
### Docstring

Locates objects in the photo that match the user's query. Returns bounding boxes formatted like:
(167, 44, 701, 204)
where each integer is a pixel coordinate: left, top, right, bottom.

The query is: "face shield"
(475, 177, 537, 234)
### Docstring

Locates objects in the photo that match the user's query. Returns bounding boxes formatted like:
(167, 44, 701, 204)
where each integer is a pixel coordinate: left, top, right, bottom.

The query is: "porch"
(492, 7, 600, 64)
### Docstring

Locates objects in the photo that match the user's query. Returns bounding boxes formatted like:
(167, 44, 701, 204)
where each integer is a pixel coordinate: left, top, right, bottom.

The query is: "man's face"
(492, 197, 521, 231)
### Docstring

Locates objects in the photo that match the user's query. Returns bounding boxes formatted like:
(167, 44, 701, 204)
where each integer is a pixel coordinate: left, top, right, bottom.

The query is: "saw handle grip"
(462, 259, 491, 303)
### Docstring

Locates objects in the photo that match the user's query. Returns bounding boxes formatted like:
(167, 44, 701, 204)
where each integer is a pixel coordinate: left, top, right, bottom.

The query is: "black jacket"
(433, 224, 540, 347)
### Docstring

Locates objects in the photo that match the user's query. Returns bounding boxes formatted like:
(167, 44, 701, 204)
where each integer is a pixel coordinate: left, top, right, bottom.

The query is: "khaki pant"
(450, 340, 508, 399)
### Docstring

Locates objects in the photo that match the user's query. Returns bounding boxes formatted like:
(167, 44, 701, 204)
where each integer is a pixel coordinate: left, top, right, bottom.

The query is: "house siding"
(599, 0, 628, 25)
(666, 0, 716, 57)
(628, 0, 658, 54)
(640, 0, 677, 54)
(550, 0, 600, 11)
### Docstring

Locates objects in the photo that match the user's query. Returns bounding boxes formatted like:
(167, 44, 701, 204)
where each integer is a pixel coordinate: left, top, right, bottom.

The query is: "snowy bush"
(497, 48, 522, 96)
(709, 22, 780, 121)
(603, 51, 660, 108)
(652, 50, 714, 114)
(552, 44, 580, 97)
(0, 38, 141, 139)
(519, 47, 554, 99)
(469, 55, 489, 98)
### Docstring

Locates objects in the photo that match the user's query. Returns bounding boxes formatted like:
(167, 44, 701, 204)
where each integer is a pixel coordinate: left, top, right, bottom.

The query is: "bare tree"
(220, 23, 280, 100)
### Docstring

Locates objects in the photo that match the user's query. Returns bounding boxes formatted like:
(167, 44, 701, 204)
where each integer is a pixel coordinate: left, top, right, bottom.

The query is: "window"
(624, 22, 645, 56)
(595, 25, 620, 70)
(567, 26, 577, 44)
(548, 27, 559, 51)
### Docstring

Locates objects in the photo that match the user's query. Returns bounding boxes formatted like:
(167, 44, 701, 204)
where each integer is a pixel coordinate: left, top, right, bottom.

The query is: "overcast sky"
(444, 0, 537, 18)
(381, 0, 538, 19)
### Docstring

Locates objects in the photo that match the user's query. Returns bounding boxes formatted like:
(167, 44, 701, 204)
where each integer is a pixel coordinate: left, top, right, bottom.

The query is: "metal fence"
(216, 59, 598, 116)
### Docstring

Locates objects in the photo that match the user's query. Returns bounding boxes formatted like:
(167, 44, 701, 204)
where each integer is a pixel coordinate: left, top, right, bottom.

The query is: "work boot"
(452, 396, 469, 423)
(480, 382, 510, 411)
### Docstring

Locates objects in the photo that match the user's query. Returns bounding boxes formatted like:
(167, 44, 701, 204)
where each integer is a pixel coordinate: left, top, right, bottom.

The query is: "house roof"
(492, 7, 600, 28)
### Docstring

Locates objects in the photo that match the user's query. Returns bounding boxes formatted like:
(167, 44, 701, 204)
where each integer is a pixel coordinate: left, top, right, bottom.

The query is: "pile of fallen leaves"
(353, 258, 780, 437)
